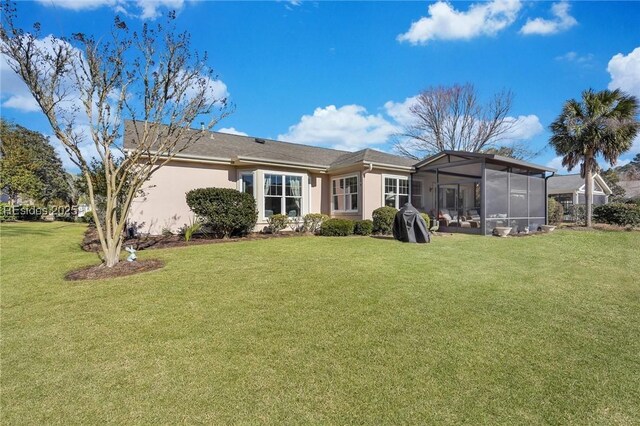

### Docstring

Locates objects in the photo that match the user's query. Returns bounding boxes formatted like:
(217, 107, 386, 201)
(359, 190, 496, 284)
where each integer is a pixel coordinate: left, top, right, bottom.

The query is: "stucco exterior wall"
(361, 170, 411, 220)
(129, 160, 411, 235)
(129, 161, 235, 235)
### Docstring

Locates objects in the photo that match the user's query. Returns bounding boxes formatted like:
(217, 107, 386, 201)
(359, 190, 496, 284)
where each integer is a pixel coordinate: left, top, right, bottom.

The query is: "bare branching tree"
(395, 83, 519, 160)
(1, 2, 230, 266)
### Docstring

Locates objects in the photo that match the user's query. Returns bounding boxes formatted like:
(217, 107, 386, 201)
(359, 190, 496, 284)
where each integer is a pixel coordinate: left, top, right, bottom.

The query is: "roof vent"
(254, 138, 265, 144)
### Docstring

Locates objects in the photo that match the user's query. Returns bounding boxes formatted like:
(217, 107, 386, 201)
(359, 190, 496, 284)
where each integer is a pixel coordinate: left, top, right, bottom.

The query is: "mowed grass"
(1, 222, 639, 424)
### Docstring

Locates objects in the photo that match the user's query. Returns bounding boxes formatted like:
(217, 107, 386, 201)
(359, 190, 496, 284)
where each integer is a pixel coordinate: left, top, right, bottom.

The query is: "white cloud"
(278, 105, 398, 151)
(502, 115, 544, 141)
(397, 0, 522, 45)
(1, 94, 40, 112)
(383, 96, 419, 127)
(136, 0, 185, 20)
(607, 47, 640, 99)
(520, 1, 577, 35)
(546, 156, 570, 174)
(555, 51, 594, 64)
(182, 73, 229, 105)
(217, 127, 248, 136)
(34, 0, 186, 20)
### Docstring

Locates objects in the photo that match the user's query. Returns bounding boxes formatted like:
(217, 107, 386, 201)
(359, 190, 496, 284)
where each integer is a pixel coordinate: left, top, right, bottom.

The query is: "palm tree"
(549, 89, 639, 226)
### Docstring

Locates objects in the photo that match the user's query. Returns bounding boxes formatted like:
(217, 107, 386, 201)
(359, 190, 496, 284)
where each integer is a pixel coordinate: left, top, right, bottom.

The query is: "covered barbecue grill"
(393, 203, 430, 243)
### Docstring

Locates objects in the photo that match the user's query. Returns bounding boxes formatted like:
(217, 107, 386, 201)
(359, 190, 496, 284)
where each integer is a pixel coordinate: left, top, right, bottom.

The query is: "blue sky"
(1, 0, 639, 172)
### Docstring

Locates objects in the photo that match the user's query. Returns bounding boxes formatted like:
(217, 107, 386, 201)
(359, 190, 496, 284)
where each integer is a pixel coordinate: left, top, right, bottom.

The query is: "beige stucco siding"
(129, 161, 235, 235)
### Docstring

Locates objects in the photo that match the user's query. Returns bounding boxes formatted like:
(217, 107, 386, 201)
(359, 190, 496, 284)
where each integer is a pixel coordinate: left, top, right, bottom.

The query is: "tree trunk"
(585, 160, 593, 227)
(103, 238, 122, 267)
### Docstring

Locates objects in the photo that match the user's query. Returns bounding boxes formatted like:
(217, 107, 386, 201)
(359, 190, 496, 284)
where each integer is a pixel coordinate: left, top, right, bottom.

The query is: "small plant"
(303, 213, 329, 234)
(161, 227, 174, 237)
(353, 219, 373, 236)
(420, 213, 431, 229)
(182, 218, 203, 243)
(289, 215, 303, 232)
(267, 214, 289, 234)
(320, 218, 354, 236)
(372, 206, 397, 235)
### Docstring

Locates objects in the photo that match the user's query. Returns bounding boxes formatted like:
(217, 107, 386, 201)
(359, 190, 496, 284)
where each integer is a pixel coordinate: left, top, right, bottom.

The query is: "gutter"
(123, 149, 233, 165)
(544, 171, 556, 225)
(233, 156, 329, 172)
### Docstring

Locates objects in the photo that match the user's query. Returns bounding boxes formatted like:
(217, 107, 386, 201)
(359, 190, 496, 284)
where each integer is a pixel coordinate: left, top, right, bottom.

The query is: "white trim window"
(239, 172, 255, 198)
(384, 175, 409, 209)
(332, 175, 358, 212)
(264, 173, 303, 218)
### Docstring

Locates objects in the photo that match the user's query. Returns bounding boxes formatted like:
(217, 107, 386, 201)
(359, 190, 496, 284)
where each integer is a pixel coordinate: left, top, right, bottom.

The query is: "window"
(332, 175, 358, 212)
(384, 176, 409, 209)
(411, 180, 423, 209)
(264, 174, 302, 218)
(240, 173, 254, 197)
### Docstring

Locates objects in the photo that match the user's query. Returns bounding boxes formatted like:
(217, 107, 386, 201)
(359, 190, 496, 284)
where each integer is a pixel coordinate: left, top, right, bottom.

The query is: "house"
(548, 174, 612, 220)
(618, 180, 640, 200)
(124, 122, 555, 236)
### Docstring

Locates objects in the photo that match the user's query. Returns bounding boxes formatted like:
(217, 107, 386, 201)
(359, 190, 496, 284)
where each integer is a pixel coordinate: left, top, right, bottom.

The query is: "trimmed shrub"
(186, 188, 258, 238)
(11, 205, 43, 221)
(302, 213, 329, 234)
(320, 218, 354, 236)
(80, 211, 95, 224)
(593, 203, 640, 226)
(354, 219, 373, 236)
(267, 214, 289, 234)
(420, 213, 431, 229)
(372, 206, 397, 235)
(547, 198, 564, 225)
(0, 203, 16, 222)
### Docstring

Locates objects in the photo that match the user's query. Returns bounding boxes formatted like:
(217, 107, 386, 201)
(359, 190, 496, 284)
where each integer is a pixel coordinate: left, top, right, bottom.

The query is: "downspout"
(362, 162, 373, 220)
(544, 171, 556, 225)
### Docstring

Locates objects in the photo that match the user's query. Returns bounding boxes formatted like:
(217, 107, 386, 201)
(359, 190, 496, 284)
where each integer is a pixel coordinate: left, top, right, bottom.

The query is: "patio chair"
(438, 209, 471, 228)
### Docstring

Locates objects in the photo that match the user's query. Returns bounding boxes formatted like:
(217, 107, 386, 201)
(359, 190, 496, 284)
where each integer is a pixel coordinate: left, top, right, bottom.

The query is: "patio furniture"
(438, 209, 471, 228)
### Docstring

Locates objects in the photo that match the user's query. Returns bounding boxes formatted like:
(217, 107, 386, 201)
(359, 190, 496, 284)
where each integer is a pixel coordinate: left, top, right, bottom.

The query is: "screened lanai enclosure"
(410, 151, 556, 235)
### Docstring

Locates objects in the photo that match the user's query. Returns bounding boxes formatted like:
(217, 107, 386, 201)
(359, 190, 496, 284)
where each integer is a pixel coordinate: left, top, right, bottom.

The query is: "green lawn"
(1, 222, 639, 424)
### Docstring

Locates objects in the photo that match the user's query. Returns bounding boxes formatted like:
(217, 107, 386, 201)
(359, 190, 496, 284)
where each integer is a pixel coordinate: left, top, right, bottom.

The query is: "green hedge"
(353, 219, 373, 236)
(593, 203, 640, 226)
(320, 218, 354, 236)
(372, 206, 397, 235)
(548, 198, 564, 225)
(186, 188, 258, 238)
(0, 203, 16, 222)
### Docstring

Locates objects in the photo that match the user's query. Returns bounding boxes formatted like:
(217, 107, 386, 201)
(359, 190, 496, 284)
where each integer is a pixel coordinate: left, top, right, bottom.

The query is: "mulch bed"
(561, 223, 639, 232)
(81, 226, 307, 253)
(65, 259, 165, 281)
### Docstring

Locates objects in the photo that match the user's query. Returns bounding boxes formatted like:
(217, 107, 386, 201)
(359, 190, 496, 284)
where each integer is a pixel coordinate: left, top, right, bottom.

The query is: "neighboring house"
(124, 122, 555, 235)
(548, 174, 612, 221)
(618, 180, 640, 200)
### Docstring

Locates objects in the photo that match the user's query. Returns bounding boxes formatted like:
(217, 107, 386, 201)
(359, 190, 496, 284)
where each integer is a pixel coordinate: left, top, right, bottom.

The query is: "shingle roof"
(123, 121, 414, 170)
(547, 174, 585, 191)
(618, 180, 640, 198)
(415, 150, 556, 172)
